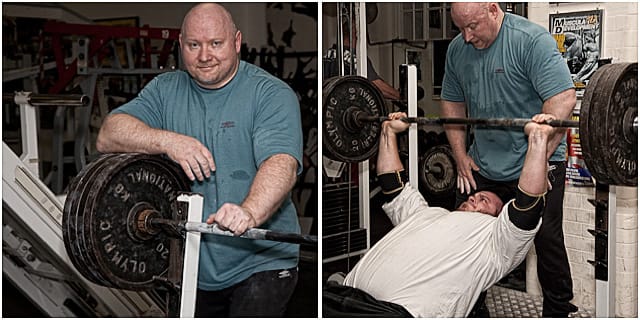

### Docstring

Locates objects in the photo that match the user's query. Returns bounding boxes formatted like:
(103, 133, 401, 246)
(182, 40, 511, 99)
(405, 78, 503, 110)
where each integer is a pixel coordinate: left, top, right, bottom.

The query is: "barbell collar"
(356, 112, 580, 128)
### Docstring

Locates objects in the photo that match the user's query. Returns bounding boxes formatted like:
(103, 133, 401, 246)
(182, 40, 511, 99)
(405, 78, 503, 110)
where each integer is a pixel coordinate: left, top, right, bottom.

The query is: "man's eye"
(189, 43, 199, 49)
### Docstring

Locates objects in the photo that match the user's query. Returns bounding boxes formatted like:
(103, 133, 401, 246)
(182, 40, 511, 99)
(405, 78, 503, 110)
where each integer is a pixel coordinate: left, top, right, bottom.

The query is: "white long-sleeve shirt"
(343, 184, 540, 317)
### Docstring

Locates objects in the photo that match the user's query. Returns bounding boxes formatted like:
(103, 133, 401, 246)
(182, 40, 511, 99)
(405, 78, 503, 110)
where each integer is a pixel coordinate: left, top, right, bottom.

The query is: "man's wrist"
(240, 205, 259, 227)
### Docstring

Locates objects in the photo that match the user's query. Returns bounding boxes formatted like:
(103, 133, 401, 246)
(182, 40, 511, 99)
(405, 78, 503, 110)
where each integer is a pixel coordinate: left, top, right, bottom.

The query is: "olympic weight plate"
(64, 153, 121, 285)
(63, 153, 191, 290)
(580, 62, 637, 186)
(418, 145, 457, 195)
(323, 76, 387, 162)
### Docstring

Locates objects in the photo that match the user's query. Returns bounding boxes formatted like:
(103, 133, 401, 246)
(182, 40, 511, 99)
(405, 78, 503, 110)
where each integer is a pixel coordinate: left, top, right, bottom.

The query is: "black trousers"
(459, 161, 576, 317)
(323, 282, 413, 318)
(194, 267, 298, 317)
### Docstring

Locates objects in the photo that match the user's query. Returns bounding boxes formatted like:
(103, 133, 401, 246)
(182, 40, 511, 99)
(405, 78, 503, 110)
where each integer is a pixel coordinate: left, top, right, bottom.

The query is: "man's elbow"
(561, 89, 577, 111)
(95, 115, 118, 153)
(95, 132, 109, 153)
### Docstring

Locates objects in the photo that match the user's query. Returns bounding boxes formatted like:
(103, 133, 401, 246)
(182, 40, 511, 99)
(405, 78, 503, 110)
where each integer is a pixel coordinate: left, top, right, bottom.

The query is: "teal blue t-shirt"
(442, 13, 574, 181)
(111, 61, 303, 290)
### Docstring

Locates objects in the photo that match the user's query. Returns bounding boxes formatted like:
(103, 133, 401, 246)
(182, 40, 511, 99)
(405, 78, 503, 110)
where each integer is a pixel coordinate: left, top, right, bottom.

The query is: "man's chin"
(193, 76, 220, 88)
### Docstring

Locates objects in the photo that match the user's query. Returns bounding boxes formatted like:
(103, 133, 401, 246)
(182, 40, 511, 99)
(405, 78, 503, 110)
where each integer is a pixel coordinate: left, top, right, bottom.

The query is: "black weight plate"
(580, 62, 637, 186)
(578, 62, 603, 186)
(63, 153, 120, 285)
(74, 154, 136, 287)
(600, 63, 637, 186)
(323, 76, 387, 162)
(418, 145, 457, 195)
(83, 154, 190, 290)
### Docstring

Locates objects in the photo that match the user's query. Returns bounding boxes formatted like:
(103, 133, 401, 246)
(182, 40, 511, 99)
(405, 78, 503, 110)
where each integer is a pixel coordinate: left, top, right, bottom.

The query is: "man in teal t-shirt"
(441, 3, 577, 317)
(96, 3, 303, 317)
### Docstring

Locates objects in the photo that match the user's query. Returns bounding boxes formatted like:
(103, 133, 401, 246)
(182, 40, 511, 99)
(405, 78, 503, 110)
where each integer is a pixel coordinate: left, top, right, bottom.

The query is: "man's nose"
(198, 47, 212, 61)
(463, 31, 473, 43)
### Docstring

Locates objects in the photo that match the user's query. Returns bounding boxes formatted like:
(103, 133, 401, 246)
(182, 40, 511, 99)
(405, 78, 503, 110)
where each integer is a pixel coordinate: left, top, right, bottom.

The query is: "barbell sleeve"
(4, 92, 90, 107)
(356, 113, 580, 128)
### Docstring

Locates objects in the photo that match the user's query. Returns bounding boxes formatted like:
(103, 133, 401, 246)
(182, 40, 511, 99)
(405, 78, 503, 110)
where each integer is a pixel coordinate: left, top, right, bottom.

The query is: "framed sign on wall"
(549, 10, 603, 94)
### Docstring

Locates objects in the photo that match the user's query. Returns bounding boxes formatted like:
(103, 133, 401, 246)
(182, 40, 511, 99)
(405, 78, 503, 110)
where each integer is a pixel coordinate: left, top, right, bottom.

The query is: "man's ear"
(235, 30, 242, 53)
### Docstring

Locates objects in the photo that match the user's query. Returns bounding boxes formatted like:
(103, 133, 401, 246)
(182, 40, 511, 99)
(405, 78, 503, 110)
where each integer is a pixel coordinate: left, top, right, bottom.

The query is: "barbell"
(62, 153, 316, 291)
(323, 62, 638, 187)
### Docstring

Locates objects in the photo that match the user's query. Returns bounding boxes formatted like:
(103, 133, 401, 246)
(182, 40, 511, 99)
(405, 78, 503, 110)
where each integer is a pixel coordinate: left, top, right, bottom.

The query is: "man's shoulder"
(503, 13, 548, 39)
(447, 34, 466, 54)
(149, 70, 191, 87)
(239, 61, 295, 93)
(155, 69, 189, 80)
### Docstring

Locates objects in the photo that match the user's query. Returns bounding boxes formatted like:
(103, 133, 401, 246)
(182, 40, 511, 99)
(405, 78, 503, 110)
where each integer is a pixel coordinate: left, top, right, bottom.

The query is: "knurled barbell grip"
(182, 222, 318, 245)
(150, 218, 317, 245)
(358, 114, 580, 128)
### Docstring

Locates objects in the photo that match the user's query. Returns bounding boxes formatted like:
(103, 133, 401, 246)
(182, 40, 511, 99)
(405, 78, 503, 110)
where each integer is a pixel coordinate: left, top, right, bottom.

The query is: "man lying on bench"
(323, 112, 556, 317)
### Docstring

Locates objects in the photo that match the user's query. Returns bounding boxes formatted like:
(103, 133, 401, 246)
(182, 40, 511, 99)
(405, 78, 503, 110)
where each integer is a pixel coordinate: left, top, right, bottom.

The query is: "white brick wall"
(528, 3, 638, 317)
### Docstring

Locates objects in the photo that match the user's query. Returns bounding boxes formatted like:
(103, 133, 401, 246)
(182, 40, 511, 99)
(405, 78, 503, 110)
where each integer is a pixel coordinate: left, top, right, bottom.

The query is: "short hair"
(469, 184, 514, 206)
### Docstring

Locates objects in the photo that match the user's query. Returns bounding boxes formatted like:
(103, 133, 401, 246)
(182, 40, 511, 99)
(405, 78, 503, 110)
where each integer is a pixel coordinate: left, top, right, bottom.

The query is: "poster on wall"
(549, 10, 603, 95)
(549, 10, 602, 187)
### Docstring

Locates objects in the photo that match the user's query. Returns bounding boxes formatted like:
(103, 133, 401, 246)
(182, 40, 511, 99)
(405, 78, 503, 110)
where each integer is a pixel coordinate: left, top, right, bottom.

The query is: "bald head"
(181, 3, 238, 37)
(450, 2, 504, 49)
(451, 2, 490, 19)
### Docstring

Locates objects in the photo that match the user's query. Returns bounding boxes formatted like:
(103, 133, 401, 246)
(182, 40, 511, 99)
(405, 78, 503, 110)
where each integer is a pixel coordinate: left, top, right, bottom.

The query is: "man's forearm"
(440, 100, 468, 158)
(96, 113, 171, 154)
(518, 130, 549, 195)
(541, 88, 576, 157)
(241, 154, 298, 226)
(376, 127, 403, 174)
(508, 124, 553, 230)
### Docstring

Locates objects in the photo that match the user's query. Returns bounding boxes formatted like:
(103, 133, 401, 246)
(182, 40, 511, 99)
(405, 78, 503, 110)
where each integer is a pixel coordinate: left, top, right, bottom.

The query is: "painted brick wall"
(528, 2, 638, 317)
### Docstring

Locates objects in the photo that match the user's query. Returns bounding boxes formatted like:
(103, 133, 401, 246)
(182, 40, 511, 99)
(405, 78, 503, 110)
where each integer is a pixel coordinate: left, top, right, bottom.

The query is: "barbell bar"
(351, 110, 584, 128)
(323, 63, 638, 186)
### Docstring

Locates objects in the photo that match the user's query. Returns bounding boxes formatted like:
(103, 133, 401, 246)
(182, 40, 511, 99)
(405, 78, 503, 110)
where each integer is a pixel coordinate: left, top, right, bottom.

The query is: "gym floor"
(486, 285, 594, 318)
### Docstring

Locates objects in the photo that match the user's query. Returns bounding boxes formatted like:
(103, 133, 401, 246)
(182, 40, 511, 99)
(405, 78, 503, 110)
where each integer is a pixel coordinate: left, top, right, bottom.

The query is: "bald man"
(97, 3, 303, 317)
(440, 2, 577, 317)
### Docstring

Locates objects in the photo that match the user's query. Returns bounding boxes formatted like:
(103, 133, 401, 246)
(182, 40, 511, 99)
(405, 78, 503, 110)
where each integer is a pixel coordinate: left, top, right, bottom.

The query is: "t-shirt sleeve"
(491, 201, 540, 273)
(110, 76, 165, 128)
(440, 39, 466, 102)
(381, 183, 436, 226)
(526, 33, 575, 101)
(253, 82, 304, 175)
